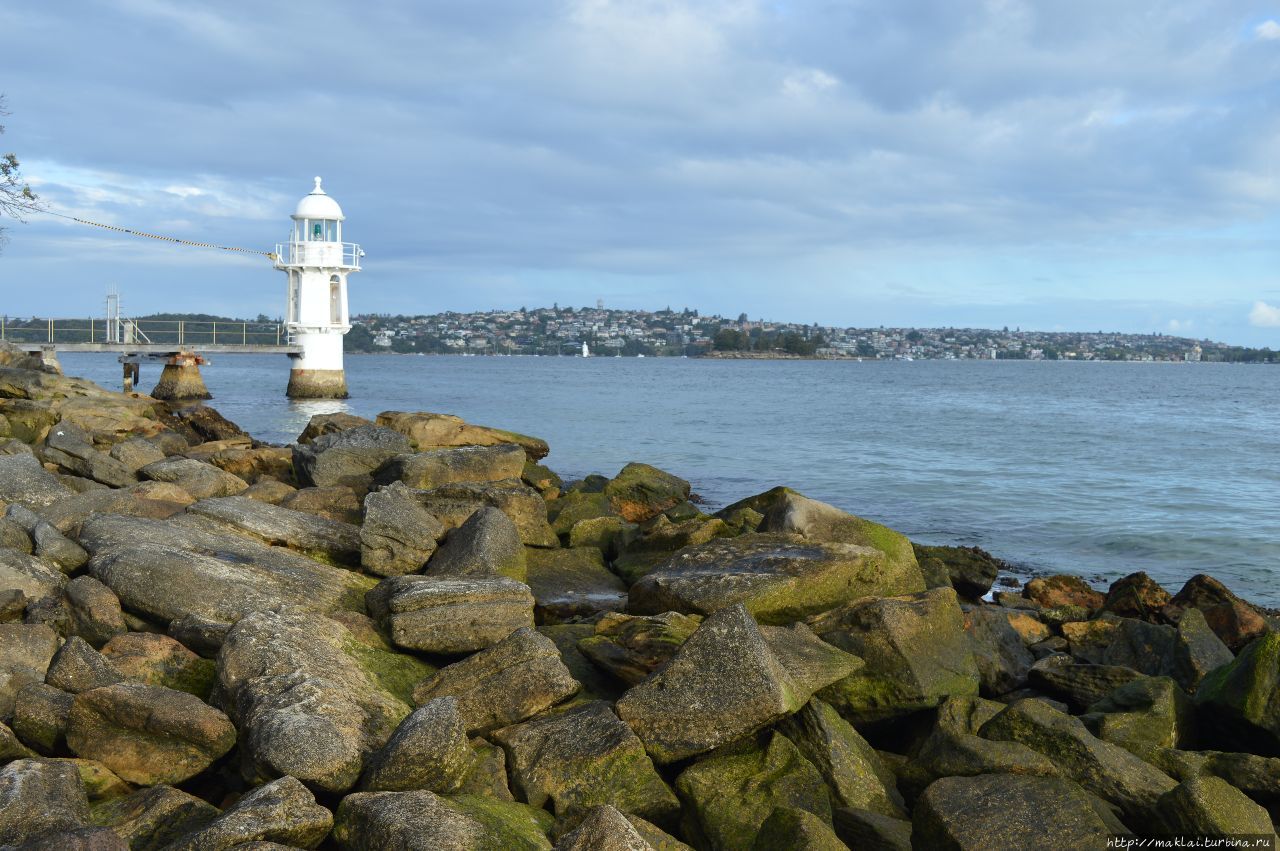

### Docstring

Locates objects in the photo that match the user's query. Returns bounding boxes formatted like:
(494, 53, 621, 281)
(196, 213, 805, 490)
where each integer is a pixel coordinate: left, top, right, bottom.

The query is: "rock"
(16, 825, 128, 850)
(62, 577, 127, 648)
(375, 443, 527, 490)
(90, 784, 220, 850)
(963, 604, 1035, 696)
(1103, 571, 1172, 621)
(615, 604, 850, 764)
(165, 776, 334, 851)
(281, 484, 363, 524)
(1155, 775, 1274, 838)
(429, 505, 526, 581)
(41, 424, 137, 488)
(1195, 632, 1280, 755)
(1081, 677, 1194, 760)
(0, 758, 91, 846)
(375, 410, 550, 461)
(137, 457, 248, 499)
(333, 789, 553, 850)
(412, 627, 580, 735)
(367, 574, 536, 654)
(99, 632, 215, 697)
(1027, 660, 1148, 712)
(0, 546, 67, 603)
(1166, 574, 1268, 652)
(549, 492, 617, 539)
(777, 698, 905, 817)
(1023, 575, 1104, 611)
(107, 438, 167, 473)
(629, 533, 915, 625)
(458, 737, 516, 801)
(49, 757, 130, 803)
(578, 612, 704, 687)
(360, 482, 444, 576)
(1063, 614, 1178, 678)
(812, 587, 979, 724)
(979, 697, 1177, 819)
(46, 637, 125, 693)
(912, 544, 1001, 601)
(493, 700, 680, 827)
(359, 697, 475, 793)
(539, 623, 625, 703)
(39, 482, 192, 538)
(602, 463, 690, 523)
(297, 411, 374, 443)
(675, 731, 831, 851)
(912, 773, 1128, 850)
(12, 683, 73, 754)
(241, 477, 297, 504)
(156, 403, 247, 446)
(292, 424, 413, 490)
(167, 614, 233, 657)
(0, 719, 35, 760)
(217, 609, 417, 794)
(555, 805, 660, 851)
(413, 481, 558, 547)
(185, 495, 362, 567)
(759, 621, 865, 703)
(525, 546, 626, 623)
(65, 682, 235, 785)
(914, 695, 1060, 782)
(198, 445, 295, 485)
(751, 807, 849, 851)
(522, 460, 563, 495)
(5, 503, 89, 571)
(0, 516, 31, 553)
(81, 514, 373, 625)
(569, 516, 637, 556)
(0, 623, 60, 722)
(623, 814, 694, 851)
(1173, 607, 1234, 692)
(0, 453, 72, 509)
(831, 808, 911, 851)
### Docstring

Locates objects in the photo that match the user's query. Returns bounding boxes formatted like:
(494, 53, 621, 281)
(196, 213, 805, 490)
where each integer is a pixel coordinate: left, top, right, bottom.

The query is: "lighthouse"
(275, 177, 362, 398)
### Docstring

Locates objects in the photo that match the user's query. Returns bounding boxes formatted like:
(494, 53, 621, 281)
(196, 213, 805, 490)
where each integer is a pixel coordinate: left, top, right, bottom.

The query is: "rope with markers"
(21, 204, 276, 261)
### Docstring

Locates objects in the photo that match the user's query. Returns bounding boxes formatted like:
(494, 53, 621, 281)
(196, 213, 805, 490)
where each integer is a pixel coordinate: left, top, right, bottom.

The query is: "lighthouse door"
(330, 276, 341, 324)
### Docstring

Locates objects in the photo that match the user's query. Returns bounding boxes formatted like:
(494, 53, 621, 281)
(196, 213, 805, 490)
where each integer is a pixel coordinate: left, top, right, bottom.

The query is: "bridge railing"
(0, 318, 286, 347)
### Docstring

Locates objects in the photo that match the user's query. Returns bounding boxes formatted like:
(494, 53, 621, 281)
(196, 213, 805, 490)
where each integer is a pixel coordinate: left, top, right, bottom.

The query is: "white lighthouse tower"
(275, 177, 361, 398)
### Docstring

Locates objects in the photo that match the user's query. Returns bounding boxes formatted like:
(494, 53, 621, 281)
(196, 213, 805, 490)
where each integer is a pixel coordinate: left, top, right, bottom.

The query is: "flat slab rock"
(185, 495, 362, 567)
(627, 533, 913, 624)
(367, 574, 536, 654)
(334, 789, 553, 850)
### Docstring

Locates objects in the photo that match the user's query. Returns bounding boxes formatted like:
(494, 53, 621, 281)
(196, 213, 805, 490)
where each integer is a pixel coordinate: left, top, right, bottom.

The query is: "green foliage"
(0, 95, 39, 246)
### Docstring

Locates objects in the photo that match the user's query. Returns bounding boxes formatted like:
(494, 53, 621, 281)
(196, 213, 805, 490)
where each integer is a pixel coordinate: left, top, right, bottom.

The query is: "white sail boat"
(581, 342, 590, 357)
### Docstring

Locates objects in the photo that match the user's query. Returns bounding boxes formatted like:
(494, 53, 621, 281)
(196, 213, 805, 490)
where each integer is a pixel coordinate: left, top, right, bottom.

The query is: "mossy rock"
(521, 459, 563, 495)
(604, 463, 691, 523)
(538, 623, 625, 702)
(549, 492, 617, 538)
(676, 732, 832, 851)
(342, 635, 436, 707)
(1195, 632, 1280, 755)
(525, 546, 627, 624)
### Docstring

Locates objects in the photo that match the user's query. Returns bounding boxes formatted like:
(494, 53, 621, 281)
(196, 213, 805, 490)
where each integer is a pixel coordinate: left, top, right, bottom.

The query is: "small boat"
(582, 342, 590, 358)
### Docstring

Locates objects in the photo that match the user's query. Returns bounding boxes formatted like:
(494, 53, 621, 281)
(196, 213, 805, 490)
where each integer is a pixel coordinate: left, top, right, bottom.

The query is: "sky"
(2, 0, 1279, 345)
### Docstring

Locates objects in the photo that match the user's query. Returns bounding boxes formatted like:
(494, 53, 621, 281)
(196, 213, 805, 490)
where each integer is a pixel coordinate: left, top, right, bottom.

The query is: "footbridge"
(1, 316, 303, 399)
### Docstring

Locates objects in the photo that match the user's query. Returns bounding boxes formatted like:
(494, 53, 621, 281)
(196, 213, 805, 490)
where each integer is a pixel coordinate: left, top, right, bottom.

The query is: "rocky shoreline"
(1, 340, 1278, 849)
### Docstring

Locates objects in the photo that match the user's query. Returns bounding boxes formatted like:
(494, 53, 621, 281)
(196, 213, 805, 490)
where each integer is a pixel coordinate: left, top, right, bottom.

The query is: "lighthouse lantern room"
(275, 176, 361, 398)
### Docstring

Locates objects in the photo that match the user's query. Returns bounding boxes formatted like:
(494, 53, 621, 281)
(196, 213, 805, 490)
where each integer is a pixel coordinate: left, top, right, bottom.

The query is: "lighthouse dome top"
(292, 176, 344, 221)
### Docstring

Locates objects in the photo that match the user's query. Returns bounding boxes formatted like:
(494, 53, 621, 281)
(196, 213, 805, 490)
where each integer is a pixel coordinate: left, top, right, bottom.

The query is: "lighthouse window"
(312, 221, 323, 240)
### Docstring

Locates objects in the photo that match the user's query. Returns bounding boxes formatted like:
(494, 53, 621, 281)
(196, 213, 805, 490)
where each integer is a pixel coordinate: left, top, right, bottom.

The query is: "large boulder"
(675, 732, 831, 851)
(1173, 607, 1234, 692)
(0, 547, 67, 603)
(216, 609, 420, 793)
(185, 495, 362, 567)
(603, 463, 691, 523)
(1023, 575, 1104, 610)
(359, 696, 475, 794)
(493, 700, 680, 828)
(812, 587, 979, 724)
(37, 482, 192, 538)
(1062, 614, 1177, 677)
(0, 758, 92, 846)
(65, 682, 235, 785)
(1103, 571, 1172, 621)
(45, 636, 124, 693)
(137, 457, 248, 499)
(40, 423, 137, 488)
(913, 773, 1128, 850)
(297, 411, 374, 444)
(412, 627, 580, 735)
(81, 514, 373, 626)
(751, 807, 848, 851)
(555, 805, 678, 851)
(429, 505, 527, 581)
(412, 481, 558, 547)
(1153, 774, 1275, 837)
(99, 632, 215, 697)
(6, 503, 88, 572)
(1027, 659, 1148, 711)
(963, 604, 1035, 697)
(12, 682, 73, 753)
(912, 544, 1001, 601)
(292, 424, 412, 490)
(375, 443, 527, 490)
(914, 695, 1060, 782)
(1080, 677, 1194, 760)
(360, 482, 445, 577)
(629, 533, 915, 625)
(366, 574, 536, 654)
(164, 775, 333, 851)
(577, 612, 704, 687)
(375, 410, 550, 461)
(89, 784, 220, 850)
(281, 484, 363, 524)
(525, 546, 626, 623)
(0, 453, 73, 509)
(334, 789, 553, 850)
(979, 697, 1177, 820)
(1195, 632, 1280, 755)
(1166, 574, 1269, 652)
(615, 604, 857, 764)
(0, 623, 60, 721)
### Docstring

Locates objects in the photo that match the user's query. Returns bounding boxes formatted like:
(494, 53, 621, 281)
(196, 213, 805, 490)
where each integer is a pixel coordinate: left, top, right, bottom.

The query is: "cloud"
(1256, 20, 1280, 40)
(781, 68, 839, 98)
(1249, 301, 1280, 327)
(1166, 319, 1192, 332)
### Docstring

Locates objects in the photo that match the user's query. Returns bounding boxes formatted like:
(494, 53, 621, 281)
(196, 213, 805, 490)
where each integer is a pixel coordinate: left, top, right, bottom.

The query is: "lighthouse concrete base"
(287, 368, 348, 399)
(151, 355, 211, 401)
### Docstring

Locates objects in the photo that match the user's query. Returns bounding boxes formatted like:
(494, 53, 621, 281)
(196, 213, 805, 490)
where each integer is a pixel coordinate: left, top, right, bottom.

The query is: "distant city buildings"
(341, 306, 1265, 362)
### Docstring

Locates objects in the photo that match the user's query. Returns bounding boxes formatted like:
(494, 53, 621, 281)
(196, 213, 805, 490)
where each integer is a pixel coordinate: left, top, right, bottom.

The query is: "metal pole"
(47, 318, 53, 343)
(90, 318, 94, 344)
(212, 321, 217, 345)
(243, 323, 247, 345)
(179, 320, 184, 346)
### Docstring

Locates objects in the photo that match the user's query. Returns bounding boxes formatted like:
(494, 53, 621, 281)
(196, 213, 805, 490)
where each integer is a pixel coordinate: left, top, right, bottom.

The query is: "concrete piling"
(150, 352, 212, 401)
